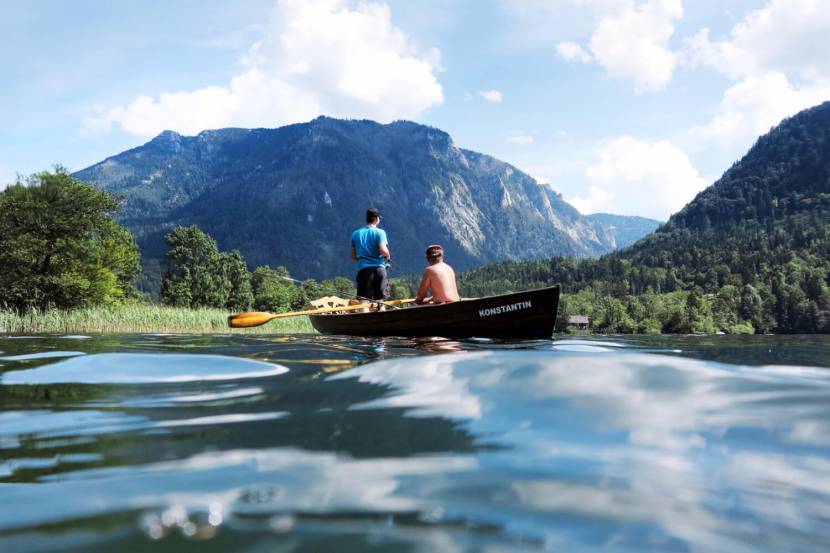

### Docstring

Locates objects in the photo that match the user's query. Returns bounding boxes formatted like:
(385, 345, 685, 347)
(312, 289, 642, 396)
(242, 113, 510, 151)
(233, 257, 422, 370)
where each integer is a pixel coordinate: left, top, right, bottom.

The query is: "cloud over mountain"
(570, 136, 707, 218)
(83, 0, 443, 137)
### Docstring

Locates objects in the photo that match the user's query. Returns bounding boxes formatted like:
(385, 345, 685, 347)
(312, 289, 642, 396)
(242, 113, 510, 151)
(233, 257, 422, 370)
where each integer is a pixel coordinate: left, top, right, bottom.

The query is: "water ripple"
(1, 335, 829, 552)
(0, 351, 86, 361)
(1, 353, 288, 384)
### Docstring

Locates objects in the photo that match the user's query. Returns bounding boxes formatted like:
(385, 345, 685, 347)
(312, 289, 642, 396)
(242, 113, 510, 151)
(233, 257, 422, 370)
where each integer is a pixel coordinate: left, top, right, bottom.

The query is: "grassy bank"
(0, 305, 315, 334)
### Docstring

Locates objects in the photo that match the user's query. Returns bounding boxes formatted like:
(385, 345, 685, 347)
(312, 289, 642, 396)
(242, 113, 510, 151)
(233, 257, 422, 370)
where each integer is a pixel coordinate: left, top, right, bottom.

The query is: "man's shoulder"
(422, 265, 436, 275)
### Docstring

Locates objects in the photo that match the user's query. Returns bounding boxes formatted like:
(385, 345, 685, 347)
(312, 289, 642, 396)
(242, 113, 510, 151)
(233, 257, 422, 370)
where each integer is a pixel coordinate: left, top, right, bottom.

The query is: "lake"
(1, 333, 829, 552)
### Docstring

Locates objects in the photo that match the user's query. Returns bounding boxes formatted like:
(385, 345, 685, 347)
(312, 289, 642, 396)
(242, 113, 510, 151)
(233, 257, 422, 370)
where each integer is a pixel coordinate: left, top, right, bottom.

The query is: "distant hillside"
(621, 100, 830, 273)
(458, 101, 830, 332)
(75, 117, 653, 291)
(584, 213, 661, 249)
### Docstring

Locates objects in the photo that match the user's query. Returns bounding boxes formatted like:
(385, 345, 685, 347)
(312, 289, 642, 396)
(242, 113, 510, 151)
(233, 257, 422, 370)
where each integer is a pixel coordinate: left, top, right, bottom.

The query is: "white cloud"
(569, 136, 708, 218)
(83, 0, 444, 137)
(501, 0, 630, 27)
(680, 1, 830, 164)
(331, 353, 485, 419)
(568, 184, 610, 215)
(477, 90, 503, 103)
(588, 0, 683, 92)
(507, 132, 534, 144)
(687, 72, 830, 156)
(556, 41, 592, 63)
(543, 0, 683, 91)
(684, 0, 830, 81)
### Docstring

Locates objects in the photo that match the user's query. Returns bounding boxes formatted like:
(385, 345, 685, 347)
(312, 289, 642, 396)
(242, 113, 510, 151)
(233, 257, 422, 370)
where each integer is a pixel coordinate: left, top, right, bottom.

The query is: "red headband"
(426, 244, 443, 256)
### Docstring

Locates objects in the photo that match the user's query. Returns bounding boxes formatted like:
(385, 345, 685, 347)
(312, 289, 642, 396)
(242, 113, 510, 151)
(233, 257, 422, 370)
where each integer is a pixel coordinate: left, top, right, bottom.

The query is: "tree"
(389, 280, 411, 300)
(161, 225, 233, 308)
(597, 296, 636, 333)
(739, 284, 764, 332)
(221, 251, 253, 311)
(251, 266, 301, 312)
(331, 276, 356, 299)
(712, 285, 740, 331)
(681, 288, 716, 333)
(0, 169, 140, 311)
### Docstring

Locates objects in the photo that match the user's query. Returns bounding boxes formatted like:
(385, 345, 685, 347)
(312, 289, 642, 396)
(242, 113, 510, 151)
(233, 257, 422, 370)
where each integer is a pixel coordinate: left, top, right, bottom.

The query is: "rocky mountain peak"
(74, 117, 659, 290)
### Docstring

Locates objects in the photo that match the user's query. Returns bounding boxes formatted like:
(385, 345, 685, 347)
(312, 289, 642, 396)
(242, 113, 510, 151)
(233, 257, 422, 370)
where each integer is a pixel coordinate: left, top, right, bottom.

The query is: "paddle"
(228, 298, 416, 328)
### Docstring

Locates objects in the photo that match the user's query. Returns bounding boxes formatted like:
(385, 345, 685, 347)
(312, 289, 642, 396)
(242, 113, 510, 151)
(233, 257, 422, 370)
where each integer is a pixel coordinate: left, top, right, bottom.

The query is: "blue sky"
(3, 0, 829, 220)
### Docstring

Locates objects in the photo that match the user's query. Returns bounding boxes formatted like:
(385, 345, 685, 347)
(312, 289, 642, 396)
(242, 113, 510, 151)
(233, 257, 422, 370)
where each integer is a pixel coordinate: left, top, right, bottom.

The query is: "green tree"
(221, 250, 253, 311)
(739, 284, 764, 332)
(0, 169, 140, 311)
(597, 296, 636, 333)
(161, 225, 231, 308)
(712, 285, 740, 331)
(251, 266, 301, 312)
(331, 276, 356, 299)
(389, 280, 412, 300)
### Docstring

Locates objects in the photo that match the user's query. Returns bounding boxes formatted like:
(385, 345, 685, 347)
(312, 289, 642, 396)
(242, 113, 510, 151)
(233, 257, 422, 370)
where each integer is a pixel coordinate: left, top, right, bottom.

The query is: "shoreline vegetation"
(3, 157, 828, 336)
(0, 305, 314, 335)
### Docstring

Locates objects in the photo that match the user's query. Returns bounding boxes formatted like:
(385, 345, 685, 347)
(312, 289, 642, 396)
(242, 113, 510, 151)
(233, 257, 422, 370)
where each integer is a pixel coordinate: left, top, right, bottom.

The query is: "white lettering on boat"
(478, 300, 532, 318)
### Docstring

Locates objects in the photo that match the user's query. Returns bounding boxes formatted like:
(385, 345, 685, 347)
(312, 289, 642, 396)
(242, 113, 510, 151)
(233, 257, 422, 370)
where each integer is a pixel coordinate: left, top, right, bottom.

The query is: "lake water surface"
(1, 333, 829, 552)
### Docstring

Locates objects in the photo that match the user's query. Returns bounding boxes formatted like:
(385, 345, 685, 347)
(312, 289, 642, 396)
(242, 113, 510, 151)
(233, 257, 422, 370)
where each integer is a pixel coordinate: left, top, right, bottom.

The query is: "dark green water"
(1, 334, 829, 552)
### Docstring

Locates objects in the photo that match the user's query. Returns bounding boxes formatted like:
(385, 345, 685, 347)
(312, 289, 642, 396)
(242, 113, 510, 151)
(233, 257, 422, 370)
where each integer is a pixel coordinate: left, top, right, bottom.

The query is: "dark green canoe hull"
(309, 286, 559, 339)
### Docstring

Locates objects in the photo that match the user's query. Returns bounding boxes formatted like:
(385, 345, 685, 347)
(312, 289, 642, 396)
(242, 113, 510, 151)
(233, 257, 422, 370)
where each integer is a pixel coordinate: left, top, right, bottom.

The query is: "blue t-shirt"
(351, 226, 388, 269)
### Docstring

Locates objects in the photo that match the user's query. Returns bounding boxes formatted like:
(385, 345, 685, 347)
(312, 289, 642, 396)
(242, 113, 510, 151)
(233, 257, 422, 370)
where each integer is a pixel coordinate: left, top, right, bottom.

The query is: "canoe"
(308, 286, 560, 339)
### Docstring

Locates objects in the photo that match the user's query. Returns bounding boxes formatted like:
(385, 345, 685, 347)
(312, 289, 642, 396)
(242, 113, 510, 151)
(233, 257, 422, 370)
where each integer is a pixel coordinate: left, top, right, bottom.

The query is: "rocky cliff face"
(75, 117, 657, 289)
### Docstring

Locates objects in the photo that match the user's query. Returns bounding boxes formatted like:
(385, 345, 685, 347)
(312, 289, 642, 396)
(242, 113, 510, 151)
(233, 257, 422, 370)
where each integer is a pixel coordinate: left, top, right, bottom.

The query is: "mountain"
(75, 117, 654, 290)
(458, 101, 830, 332)
(584, 213, 661, 249)
(622, 100, 830, 270)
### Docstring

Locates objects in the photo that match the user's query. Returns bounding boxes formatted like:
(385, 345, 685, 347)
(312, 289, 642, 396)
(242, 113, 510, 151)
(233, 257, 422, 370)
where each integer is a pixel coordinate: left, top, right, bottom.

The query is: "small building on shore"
(567, 315, 590, 329)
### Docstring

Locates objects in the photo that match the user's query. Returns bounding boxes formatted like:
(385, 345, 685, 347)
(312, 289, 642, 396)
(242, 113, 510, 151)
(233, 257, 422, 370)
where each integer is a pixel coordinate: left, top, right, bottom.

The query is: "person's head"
(366, 207, 381, 225)
(425, 244, 444, 264)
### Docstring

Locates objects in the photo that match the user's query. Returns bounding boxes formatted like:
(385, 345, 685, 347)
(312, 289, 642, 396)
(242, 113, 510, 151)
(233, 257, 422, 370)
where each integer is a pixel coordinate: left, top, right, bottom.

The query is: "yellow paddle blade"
(227, 311, 277, 328)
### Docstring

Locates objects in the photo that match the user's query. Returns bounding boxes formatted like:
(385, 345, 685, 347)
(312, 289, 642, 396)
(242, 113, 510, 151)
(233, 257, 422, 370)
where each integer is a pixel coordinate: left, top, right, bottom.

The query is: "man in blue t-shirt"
(350, 207, 391, 302)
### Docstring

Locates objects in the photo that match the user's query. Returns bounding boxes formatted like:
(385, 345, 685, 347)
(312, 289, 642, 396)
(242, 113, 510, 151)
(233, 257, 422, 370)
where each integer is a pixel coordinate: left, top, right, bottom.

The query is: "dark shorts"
(356, 266, 390, 301)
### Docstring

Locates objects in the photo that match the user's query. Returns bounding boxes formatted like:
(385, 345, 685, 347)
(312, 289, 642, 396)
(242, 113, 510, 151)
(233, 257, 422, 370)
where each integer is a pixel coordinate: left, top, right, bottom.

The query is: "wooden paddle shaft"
(228, 299, 416, 328)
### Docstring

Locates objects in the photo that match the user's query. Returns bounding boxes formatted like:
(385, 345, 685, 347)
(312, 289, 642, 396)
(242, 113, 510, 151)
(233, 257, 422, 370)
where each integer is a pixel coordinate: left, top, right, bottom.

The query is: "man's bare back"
(415, 261, 460, 303)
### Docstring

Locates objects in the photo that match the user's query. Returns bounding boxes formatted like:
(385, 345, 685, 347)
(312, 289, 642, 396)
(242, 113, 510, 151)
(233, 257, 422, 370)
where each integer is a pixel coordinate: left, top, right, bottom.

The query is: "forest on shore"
(454, 103, 830, 334)
(6, 103, 830, 334)
(2, 161, 827, 334)
(0, 170, 354, 333)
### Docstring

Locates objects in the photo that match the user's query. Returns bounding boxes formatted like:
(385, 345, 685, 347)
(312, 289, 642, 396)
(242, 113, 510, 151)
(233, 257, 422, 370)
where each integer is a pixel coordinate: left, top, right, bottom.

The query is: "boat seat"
(310, 296, 350, 310)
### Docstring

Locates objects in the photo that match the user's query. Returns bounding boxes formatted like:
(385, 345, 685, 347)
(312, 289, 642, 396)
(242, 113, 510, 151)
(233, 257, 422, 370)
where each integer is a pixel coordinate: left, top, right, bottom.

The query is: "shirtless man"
(415, 244, 461, 304)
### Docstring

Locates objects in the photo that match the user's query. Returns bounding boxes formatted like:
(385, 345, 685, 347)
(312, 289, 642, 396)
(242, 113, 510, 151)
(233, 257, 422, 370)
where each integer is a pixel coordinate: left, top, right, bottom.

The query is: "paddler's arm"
(350, 245, 357, 262)
(415, 270, 431, 304)
(379, 242, 391, 264)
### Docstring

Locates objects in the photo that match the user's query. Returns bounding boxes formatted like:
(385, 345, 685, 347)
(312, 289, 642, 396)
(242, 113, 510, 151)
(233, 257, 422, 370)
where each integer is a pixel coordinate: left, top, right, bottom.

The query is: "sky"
(2, 0, 829, 220)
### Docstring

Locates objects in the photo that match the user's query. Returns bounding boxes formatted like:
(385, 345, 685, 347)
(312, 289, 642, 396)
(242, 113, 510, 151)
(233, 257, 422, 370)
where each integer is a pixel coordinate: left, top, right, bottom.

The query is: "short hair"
(366, 207, 381, 223)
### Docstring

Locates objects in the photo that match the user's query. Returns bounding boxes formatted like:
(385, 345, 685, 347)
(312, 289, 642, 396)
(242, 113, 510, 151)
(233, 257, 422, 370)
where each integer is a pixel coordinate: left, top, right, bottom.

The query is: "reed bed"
(0, 305, 315, 335)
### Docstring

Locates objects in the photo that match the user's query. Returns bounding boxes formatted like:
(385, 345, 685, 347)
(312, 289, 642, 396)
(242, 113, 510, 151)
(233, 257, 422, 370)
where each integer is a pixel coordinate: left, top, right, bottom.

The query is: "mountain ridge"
(75, 117, 659, 290)
(455, 100, 830, 332)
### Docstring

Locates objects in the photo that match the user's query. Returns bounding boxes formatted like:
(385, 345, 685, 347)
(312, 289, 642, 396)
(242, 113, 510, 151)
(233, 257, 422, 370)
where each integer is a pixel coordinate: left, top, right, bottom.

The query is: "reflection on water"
(0, 333, 829, 552)
(3, 353, 288, 384)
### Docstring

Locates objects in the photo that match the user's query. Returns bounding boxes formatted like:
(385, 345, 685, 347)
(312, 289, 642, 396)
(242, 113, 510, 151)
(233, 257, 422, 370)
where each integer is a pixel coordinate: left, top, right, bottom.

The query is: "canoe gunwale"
(309, 286, 559, 339)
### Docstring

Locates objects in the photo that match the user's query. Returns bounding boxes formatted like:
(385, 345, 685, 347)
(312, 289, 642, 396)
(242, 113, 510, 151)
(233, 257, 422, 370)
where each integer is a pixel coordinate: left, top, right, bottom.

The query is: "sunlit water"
(1, 333, 829, 552)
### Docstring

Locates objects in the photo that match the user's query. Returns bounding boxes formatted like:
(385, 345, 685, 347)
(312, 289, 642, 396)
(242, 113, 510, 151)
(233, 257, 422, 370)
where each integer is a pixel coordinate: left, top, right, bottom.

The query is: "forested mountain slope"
(75, 117, 656, 290)
(459, 101, 830, 332)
